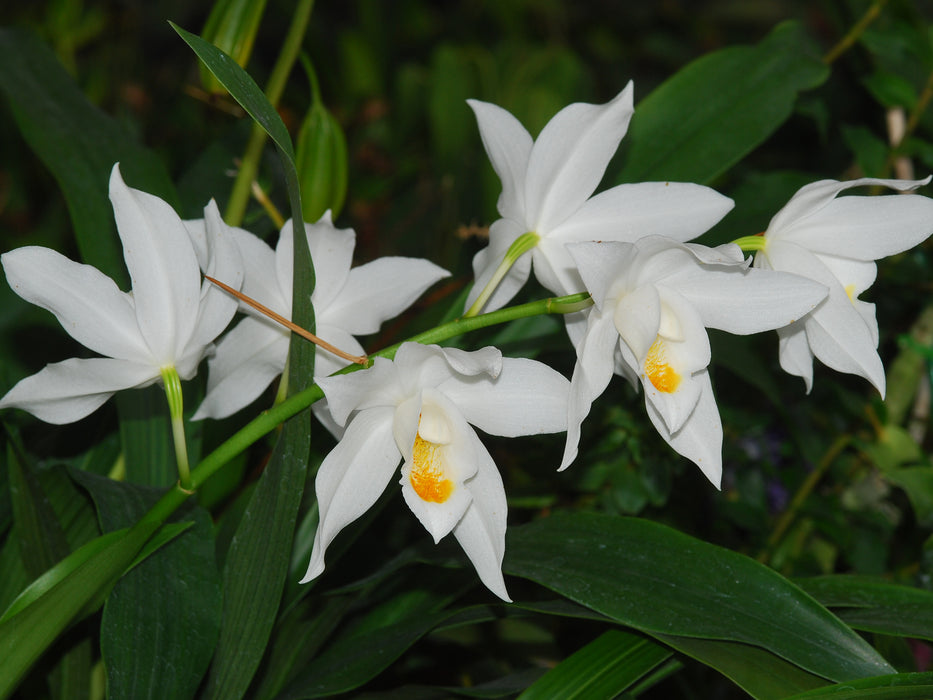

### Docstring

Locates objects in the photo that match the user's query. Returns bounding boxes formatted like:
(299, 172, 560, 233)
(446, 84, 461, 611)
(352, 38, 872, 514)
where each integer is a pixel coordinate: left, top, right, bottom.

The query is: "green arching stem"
(160, 366, 191, 490)
(464, 231, 541, 318)
(756, 434, 851, 566)
(822, 0, 889, 65)
(140, 290, 593, 530)
(732, 235, 768, 253)
(225, 0, 316, 226)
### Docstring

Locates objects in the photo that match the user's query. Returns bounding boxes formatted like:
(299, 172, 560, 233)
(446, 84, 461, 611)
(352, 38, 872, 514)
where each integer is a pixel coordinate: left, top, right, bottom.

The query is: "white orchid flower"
(0, 164, 241, 425)
(752, 176, 933, 395)
(192, 212, 450, 422)
(561, 236, 828, 487)
(464, 82, 734, 315)
(301, 342, 570, 601)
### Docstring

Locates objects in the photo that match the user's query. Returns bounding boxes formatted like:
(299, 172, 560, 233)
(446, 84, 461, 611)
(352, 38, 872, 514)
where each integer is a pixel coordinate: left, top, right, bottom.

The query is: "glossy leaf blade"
(518, 629, 671, 700)
(0, 524, 157, 699)
(786, 672, 933, 699)
(797, 575, 933, 642)
(655, 634, 828, 700)
(617, 21, 829, 185)
(72, 470, 221, 700)
(504, 512, 892, 683)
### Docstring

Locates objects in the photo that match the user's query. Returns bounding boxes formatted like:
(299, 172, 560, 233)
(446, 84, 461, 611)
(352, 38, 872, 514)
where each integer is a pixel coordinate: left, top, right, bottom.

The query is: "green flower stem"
(732, 235, 768, 252)
(160, 366, 192, 490)
(822, 0, 888, 65)
(135, 290, 592, 531)
(756, 434, 851, 566)
(225, 0, 315, 226)
(464, 231, 540, 318)
(191, 291, 592, 489)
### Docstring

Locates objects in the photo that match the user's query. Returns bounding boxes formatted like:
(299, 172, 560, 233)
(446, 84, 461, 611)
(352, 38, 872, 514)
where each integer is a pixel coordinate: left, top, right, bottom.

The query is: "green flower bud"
(295, 60, 348, 222)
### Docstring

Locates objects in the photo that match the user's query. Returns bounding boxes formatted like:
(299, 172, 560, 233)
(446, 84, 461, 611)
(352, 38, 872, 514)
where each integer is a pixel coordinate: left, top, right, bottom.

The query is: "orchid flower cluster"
(3, 82, 933, 601)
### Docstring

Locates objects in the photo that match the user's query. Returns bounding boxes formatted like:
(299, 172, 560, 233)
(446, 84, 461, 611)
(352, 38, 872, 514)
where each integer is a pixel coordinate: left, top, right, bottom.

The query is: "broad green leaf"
(797, 575, 933, 642)
(886, 467, 933, 528)
(518, 629, 671, 700)
(0, 524, 157, 699)
(616, 21, 829, 185)
(0, 28, 177, 287)
(71, 470, 221, 700)
(655, 634, 828, 700)
(8, 453, 96, 700)
(786, 672, 933, 699)
(278, 607, 496, 699)
(505, 512, 893, 683)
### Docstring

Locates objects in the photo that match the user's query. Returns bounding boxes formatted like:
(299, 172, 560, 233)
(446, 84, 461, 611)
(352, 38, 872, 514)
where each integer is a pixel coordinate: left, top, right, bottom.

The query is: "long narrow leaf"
(172, 21, 318, 700)
(519, 629, 671, 700)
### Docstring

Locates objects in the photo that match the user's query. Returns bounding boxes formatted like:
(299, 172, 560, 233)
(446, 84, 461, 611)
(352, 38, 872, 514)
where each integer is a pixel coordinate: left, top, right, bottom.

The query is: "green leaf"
(203, 413, 312, 700)
(172, 23, 295, 166)
(786, 672, 933, 699)
(0, 28, 177, 287)
(518, 629, 671, 700)
(71, 470, 221, 700)
(175, 22, 318, 700)
(278, 607, 496, 699)
(616, 21, 829, 185)
(797, 575, 933, 642)
(116, 387, 175, 487)
(7, 452, 97, 700)
(0, 523, 158, 699)
(655, 634, 828, 700)
(505, 512, 893, 683)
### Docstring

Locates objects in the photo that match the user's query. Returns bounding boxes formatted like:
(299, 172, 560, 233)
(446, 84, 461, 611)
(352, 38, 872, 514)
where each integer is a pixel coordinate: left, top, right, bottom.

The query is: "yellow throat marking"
(410, 432, 454, 503)
(645, 337, 681, 393)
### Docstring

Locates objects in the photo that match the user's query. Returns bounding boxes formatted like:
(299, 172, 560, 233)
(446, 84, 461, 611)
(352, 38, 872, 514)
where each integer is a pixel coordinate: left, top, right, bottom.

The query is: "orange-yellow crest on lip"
(410, 432, 454, 503)
(644, 337, 681, 393)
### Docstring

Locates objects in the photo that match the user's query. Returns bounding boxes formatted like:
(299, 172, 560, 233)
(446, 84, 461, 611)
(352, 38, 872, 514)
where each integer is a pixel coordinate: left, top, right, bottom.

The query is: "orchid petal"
(561, 311, 620, 470)
(0, 357, 157, 424)
(324, 256, 449, 335)
(190, 200, 243, 351)
(530, 237, 587, 298)
(109, 164, 201, 364)
(525, 83, 635, 231)
(678, 267, 827, 334)
(312, 324, 366, 377)
(551, 181, 734, 244)
(467, 99, 533, 223)
(465, 218, 533, 313)
(192, 316, 287, 420)
(767, 176, 931, 240)
(301, 407, 400, 582)
(306, 213, 356, 309)
(442, 357, 569, 438)
(318, 357, 403, 425)
(777, 321, 815, 393)
(1, 246, 147, 361)
(229, 227, 287, 314)
(567, 240, 635, 310)
(452, 430, 511, 601)
(644, 369, 723, 488)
